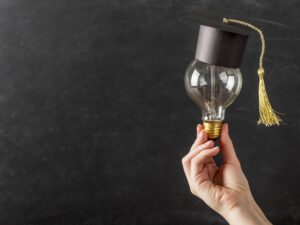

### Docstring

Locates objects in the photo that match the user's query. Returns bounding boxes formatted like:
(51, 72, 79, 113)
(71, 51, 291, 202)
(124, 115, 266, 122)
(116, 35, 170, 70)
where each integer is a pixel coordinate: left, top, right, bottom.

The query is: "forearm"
(224, 199, 272, 225)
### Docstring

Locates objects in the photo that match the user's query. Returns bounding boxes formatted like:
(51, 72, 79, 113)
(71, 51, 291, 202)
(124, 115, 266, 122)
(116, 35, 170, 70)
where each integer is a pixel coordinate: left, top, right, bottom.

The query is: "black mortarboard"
(180, 12, 251, 68)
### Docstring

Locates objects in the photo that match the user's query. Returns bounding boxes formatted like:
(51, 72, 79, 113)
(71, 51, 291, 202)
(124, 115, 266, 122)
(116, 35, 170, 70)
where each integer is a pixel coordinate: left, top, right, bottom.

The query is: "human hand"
(182, 124, 272, 225)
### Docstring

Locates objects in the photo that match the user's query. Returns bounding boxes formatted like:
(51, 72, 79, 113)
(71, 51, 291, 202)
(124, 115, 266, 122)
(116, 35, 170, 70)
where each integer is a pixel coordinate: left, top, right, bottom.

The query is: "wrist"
(224, 197, 272, 225)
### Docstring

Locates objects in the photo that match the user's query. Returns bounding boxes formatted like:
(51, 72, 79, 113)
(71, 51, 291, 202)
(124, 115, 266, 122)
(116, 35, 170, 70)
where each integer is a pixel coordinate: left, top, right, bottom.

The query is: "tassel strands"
(223, 18, 282, 126)
(257, 68, 281, 126)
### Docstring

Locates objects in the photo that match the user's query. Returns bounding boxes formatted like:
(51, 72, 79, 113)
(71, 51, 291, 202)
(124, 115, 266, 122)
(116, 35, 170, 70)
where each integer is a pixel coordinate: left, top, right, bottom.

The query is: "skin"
(182, 123, 272, 225)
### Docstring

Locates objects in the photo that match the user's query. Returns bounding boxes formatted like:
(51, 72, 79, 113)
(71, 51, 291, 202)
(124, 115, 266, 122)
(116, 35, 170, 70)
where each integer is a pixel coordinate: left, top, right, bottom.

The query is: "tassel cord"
(223, 18, 282, 126)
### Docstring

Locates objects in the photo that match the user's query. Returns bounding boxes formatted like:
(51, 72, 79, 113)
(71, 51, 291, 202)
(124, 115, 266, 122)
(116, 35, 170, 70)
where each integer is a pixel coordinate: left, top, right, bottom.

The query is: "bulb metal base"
(203, 121, 222, 140)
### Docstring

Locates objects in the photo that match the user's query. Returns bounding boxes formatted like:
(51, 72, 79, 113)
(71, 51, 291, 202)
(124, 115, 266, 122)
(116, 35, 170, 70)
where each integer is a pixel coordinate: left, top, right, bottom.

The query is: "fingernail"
(200, 130, 206, 136)
(206, 140, 213, 145)
(212, 147, 220, 156)
(196, 124, 201, 133)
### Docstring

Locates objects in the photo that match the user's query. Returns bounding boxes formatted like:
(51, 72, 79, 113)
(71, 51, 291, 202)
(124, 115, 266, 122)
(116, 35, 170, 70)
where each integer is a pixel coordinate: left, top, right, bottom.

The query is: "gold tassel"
(223, 18, 282, 126)
(257, 68, 281, 126)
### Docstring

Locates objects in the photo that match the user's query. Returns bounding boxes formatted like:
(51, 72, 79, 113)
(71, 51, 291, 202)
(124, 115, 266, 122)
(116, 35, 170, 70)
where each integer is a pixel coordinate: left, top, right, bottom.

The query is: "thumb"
(219, 123, 240, 166)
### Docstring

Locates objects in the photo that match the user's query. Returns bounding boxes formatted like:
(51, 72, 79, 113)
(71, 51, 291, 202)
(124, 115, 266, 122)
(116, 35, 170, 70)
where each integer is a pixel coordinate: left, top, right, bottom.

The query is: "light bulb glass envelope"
(185, 60, 242, 139)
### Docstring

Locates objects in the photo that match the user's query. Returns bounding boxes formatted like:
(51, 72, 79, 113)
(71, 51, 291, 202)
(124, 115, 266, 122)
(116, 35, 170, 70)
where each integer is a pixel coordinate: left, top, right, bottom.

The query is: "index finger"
(191, 130, 208, 151)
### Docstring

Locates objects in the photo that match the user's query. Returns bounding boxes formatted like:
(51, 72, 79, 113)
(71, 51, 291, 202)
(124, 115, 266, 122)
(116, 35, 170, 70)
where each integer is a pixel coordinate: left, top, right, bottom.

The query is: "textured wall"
(0, 0, 299, 224)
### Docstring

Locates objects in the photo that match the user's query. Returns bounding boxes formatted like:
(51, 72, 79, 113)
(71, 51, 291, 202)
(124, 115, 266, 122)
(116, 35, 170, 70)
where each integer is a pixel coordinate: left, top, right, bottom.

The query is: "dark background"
(0, 0, 299, 224)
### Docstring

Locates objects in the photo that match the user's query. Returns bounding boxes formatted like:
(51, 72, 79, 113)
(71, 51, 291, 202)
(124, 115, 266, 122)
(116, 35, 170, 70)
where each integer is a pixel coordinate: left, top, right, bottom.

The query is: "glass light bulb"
(184, 59, 242, 138)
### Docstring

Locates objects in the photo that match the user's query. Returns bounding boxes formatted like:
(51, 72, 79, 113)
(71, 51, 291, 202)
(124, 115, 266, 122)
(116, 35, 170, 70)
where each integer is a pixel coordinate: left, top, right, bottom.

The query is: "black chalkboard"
(0, 0, 299, 224)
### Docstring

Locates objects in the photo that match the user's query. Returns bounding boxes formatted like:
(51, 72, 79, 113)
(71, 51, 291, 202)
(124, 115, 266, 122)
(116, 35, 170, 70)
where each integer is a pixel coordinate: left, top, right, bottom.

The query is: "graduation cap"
(181, 13, 281, 139)
(180, 13, 250, 68)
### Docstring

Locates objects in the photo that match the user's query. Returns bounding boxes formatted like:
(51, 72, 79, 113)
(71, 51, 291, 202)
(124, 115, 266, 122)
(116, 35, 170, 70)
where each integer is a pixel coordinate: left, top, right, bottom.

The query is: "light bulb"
(184, 59, 242, 139)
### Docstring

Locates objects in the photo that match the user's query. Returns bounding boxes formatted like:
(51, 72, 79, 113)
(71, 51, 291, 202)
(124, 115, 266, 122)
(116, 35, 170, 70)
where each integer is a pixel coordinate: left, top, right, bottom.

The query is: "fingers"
(184, 140, 214, 163)
(219, 123, 240, 166)
(190, 146, 220, 179)
(182, 140, 214, 178)
(196, 124, 203, 137)
(191, 127, 208, 151)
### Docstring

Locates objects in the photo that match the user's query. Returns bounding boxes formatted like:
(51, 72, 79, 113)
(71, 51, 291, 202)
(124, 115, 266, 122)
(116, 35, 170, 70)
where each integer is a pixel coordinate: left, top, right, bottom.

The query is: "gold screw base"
(203, 121, 222, 140)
